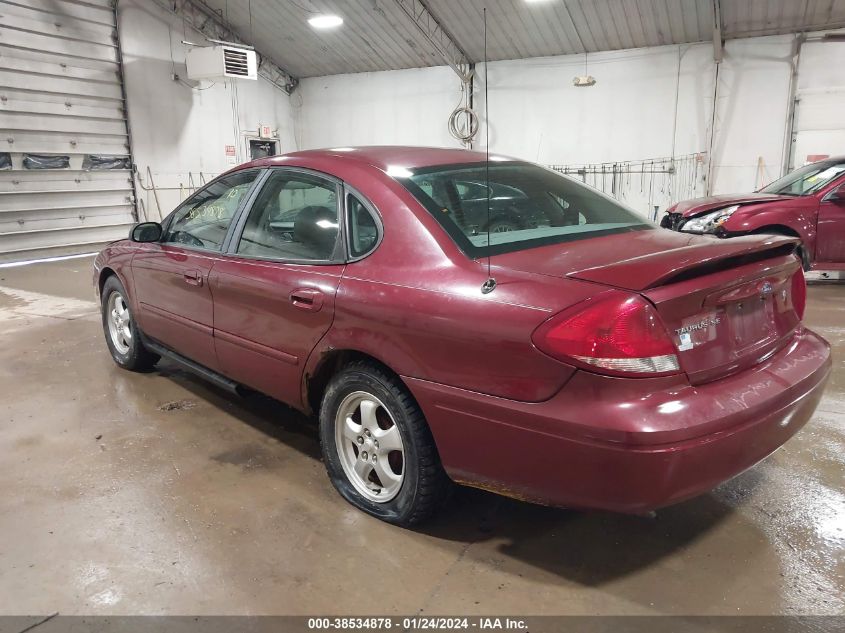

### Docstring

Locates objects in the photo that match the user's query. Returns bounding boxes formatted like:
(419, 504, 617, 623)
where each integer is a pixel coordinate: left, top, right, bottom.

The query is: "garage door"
(0, 0, 136, 261)
(791, 40, 845, 168)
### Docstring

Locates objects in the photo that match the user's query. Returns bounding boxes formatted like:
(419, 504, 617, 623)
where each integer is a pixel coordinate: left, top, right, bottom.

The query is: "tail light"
(532, 292, 681, 377)
(791, 267, 806, 320)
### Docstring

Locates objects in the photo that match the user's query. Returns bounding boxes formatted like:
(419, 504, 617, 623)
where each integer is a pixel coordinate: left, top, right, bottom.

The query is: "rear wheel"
(100, 276, 159, 371)
(319, 361, 451, 526)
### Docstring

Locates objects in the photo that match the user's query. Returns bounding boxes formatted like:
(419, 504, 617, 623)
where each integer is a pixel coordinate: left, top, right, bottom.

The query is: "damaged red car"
(661, 156, 845, 271)
(94, 147, 831, 526)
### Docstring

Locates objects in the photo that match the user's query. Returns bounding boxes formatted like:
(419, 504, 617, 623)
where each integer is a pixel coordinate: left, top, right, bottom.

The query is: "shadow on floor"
(422, 484, 747, 585)
(153, 360, 753, 586)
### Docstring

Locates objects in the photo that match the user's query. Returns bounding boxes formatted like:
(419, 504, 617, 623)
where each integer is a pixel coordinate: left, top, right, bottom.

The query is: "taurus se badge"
(675, 316, 721, 336)
(675, 315, 722, 352)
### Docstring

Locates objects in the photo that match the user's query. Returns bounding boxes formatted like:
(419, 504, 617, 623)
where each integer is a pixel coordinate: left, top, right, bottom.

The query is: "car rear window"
(395, 161, 652, 257)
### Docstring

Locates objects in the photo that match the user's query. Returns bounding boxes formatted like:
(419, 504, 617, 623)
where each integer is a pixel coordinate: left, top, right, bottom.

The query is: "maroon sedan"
(94, 147, 831, 526)
(662, 156, 845, 271)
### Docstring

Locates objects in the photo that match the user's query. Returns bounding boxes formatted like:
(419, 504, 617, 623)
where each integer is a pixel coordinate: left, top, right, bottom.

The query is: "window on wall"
(163, 169, 259, 251)
(237, 170, 340, 261)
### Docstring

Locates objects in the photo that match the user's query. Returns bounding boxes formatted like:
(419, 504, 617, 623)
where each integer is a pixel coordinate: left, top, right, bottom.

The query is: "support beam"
(393, 0, 473, 83)
(148, 0, 298, 94)
(781, 34, 805, 177)
(712, 0, 724, 62)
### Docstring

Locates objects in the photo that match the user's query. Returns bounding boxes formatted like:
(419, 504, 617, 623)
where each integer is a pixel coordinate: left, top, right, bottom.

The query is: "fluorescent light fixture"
(489, 155, 510, 162)
(316, 219, 339, 229)
(329, 147, 356, 152)
(308, 14, 343, 29)
(386, 165, 413, 178)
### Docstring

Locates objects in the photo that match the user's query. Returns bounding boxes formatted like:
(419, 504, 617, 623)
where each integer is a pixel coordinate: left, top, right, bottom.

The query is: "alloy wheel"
(107, 291, 132, 355)
(335, 391, 405, 502)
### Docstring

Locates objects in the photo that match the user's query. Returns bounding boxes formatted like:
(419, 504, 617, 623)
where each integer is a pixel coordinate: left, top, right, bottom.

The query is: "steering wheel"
(169, 230, 204, 248)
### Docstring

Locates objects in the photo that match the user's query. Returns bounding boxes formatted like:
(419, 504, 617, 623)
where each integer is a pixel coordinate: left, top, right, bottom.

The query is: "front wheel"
(796, 245, 811, 272)
(100, 275, 159, 371)
(319, 361, 451, 526)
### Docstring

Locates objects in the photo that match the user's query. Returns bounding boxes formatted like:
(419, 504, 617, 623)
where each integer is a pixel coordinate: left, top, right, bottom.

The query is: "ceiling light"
(573, 75, 597, 87)
(308, 14, 343, 29)
(573, 52, 596, 87)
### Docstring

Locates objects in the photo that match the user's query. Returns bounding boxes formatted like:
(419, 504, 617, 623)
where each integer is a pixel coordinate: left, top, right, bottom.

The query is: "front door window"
(163, 170, 260, 251)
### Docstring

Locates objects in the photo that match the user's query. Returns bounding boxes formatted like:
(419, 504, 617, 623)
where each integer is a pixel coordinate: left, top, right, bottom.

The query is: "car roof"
(239, 146, 519, 172)
(813, 155, 845, 165)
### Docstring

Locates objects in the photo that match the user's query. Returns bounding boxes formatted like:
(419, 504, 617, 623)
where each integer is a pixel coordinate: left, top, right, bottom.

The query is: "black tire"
(750, 228, 810, 271)
(100, 275, 159, 372)
(319, 361, 451, 526)
(796, 245, 811, 272)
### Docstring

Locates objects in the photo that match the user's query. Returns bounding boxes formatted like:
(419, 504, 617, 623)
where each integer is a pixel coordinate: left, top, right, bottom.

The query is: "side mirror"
(130, 222, 162, 242)
(826, 183, 845, 202)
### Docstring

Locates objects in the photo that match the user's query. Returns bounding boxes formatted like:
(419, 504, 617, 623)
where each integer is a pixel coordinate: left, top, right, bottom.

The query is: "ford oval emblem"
(761, 282, 774, 296)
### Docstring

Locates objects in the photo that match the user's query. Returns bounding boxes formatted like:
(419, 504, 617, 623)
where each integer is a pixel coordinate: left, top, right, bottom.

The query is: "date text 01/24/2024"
(307, 617, 528, 630)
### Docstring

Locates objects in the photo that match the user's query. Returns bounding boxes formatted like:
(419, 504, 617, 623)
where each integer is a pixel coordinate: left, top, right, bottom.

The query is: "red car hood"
(493, 229, 797, 291)
(673, 192, 793, 217)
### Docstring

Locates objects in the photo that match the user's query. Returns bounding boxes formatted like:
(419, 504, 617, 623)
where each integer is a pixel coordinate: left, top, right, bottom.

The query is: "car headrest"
(294, 206, 338, 255)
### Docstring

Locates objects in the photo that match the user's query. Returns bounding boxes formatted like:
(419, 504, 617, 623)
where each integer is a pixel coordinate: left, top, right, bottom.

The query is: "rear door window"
(236, 170, 341, 261)
(346, 193, 380, 258)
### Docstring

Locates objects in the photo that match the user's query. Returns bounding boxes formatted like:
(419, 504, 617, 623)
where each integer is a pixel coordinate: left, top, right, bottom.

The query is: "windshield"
(760, 160, 845, 196)
(397, 162, 651, 257)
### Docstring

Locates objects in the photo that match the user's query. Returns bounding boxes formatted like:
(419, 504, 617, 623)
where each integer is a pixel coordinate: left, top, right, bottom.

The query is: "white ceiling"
(202, 0, 845, 78)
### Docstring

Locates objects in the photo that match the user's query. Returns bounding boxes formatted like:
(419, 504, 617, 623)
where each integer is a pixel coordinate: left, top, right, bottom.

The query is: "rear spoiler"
(567, 235, 799, 291)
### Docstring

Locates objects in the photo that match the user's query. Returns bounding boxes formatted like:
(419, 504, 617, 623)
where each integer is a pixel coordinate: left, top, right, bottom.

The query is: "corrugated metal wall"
(0, 0, 136, 261)
(791, 39, 845, 168)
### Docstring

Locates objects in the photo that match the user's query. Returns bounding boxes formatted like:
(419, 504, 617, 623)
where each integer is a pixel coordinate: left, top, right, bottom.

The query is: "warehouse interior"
(1, 0, 844, 622)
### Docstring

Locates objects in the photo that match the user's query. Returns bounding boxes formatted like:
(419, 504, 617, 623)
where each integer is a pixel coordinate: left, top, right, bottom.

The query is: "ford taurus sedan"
(661, 156, 845, 271)
(94, 147, 831, 526)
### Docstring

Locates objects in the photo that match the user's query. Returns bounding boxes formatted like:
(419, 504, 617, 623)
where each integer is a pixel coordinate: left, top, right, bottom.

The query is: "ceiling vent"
(186, 45, 258, 81)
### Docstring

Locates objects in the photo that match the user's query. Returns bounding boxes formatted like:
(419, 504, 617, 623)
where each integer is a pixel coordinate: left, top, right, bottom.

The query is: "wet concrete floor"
(0, 256, 842, 615)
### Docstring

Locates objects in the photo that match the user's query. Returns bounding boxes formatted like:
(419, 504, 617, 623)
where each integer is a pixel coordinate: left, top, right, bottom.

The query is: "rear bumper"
(405, 327, 831, 513)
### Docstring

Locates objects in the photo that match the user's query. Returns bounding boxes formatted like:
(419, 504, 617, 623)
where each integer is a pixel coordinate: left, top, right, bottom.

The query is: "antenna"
(481, 7, 496, 295)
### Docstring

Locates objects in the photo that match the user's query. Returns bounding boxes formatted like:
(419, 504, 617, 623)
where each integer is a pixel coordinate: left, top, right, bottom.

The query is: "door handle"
(183, 270, 203, 287)
(290, 288, 324, 311)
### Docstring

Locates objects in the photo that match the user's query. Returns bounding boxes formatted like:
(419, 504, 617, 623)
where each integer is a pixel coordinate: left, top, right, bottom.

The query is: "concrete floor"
(0, 256, 842, 616)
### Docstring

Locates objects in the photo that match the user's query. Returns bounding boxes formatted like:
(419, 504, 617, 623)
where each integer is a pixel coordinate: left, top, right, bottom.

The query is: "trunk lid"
(567, 234, 802, 384)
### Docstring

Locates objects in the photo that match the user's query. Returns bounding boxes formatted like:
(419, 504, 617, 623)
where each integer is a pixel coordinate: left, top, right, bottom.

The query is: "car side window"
(163, 170, 259, 251)
(237, 170, 340, 261)
(347, 194, 380, 258)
